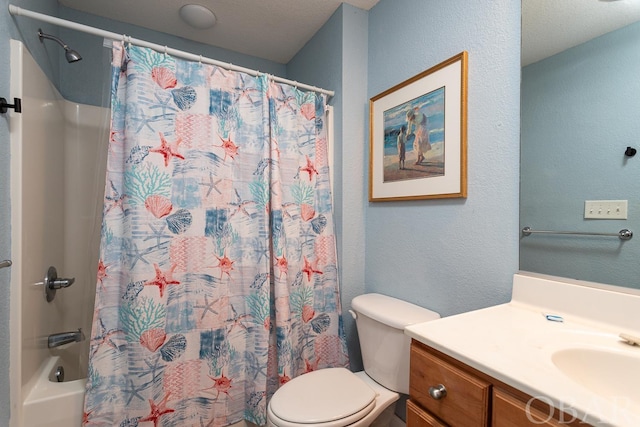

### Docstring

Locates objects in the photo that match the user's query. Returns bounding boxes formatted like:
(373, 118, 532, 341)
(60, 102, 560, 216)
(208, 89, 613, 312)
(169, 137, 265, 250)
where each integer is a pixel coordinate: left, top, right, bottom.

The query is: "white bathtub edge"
(23, 356, 86, 427)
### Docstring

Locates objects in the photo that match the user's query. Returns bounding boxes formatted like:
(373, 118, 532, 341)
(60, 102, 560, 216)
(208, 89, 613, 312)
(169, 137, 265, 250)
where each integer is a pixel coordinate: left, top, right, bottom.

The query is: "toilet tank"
(351, 293, 440, 394)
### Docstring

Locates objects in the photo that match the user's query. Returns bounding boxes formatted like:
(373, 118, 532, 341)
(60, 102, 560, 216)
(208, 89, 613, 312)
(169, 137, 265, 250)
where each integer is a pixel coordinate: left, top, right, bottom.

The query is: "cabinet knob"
(428, 384, 447, 400)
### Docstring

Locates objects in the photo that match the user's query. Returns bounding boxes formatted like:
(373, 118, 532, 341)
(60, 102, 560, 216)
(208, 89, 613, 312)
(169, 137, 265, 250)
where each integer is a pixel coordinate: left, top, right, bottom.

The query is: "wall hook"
(0, 97, 22, 114)
(625, 146, 637, 157)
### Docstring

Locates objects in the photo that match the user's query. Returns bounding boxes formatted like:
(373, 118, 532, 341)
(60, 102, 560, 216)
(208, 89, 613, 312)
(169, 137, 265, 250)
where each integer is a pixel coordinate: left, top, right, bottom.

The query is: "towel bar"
(521, 227, 633, 241)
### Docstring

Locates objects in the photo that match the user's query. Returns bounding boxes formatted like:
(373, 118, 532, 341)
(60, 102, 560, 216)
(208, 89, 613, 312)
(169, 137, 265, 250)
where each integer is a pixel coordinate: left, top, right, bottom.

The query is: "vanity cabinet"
(408, 340, 588, 427)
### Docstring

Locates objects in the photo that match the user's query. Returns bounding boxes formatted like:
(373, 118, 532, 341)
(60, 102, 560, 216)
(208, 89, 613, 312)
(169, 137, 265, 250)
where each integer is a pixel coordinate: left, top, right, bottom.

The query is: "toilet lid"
(269, 368, 377, 425)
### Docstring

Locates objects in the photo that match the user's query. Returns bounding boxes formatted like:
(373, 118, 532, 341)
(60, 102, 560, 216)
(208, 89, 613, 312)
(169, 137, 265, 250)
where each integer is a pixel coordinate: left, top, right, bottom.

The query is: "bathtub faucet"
(48, 328, 85, 348)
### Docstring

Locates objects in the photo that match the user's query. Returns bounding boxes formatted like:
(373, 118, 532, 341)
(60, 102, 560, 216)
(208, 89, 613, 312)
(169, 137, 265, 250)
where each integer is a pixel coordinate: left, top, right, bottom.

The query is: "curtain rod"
(8, 4, 335, 97)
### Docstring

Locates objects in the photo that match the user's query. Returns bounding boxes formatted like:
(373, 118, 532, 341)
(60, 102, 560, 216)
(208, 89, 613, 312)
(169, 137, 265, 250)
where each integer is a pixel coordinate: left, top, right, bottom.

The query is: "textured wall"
(0, 1, 13, 418)
(521, 22, 640, 289)
(365, 0, 521, 317)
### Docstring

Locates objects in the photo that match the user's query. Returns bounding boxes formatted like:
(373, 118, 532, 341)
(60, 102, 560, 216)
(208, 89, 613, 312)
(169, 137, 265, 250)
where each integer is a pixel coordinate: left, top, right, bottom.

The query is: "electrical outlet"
(584, 200, 628, 220)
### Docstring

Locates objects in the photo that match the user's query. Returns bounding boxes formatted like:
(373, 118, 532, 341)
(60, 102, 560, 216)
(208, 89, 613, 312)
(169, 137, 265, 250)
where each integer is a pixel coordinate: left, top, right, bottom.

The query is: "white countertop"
(405, 272, 640, 427)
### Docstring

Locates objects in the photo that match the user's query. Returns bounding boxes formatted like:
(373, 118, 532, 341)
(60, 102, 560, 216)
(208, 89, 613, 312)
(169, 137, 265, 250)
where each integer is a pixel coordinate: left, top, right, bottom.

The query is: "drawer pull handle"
(428, 384, 447, 400)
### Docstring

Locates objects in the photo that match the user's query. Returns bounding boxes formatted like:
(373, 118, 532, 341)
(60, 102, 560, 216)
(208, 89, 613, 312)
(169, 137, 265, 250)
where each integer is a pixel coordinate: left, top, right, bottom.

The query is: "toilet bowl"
(266, 294, 440, 427)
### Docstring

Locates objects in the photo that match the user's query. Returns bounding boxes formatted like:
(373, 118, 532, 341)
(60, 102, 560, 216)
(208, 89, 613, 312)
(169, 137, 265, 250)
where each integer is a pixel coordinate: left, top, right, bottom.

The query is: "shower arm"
(37, 28, 82, 62)
(38, 30, 70, 50)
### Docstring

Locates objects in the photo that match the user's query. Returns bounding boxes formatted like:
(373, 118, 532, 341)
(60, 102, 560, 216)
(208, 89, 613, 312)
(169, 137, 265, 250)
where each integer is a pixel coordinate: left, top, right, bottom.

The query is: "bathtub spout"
(48, 328, 85, 348)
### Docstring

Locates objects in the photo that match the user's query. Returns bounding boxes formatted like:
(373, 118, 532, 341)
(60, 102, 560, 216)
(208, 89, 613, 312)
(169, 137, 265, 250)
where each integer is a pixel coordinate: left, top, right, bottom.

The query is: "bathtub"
(22, 355, 86, 427)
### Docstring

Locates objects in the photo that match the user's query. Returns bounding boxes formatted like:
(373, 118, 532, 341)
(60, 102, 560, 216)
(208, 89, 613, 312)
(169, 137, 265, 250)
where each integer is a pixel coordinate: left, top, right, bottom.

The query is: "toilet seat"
(268, 368, 377, 427)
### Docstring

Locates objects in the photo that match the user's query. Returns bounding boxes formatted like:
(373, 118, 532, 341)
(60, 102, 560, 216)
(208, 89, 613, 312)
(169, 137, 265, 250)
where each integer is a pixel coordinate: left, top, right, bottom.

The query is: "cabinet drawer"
(410, 342, 490, 427)
(407, 400, 448, 427)
(493, 389, 569, 427)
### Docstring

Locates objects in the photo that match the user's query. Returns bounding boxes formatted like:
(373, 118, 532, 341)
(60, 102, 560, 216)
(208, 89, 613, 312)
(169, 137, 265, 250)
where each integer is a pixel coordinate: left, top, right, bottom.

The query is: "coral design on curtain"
(83, 43, 348, 427)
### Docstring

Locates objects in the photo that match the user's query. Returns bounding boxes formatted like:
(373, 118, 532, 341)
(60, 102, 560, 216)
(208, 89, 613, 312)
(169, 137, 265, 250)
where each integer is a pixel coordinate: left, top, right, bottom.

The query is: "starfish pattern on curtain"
(83, 43, 349, 427)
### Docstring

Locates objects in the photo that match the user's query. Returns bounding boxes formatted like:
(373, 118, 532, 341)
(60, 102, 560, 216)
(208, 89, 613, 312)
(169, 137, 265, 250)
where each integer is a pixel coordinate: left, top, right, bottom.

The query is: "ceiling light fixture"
(179, 4, 216, 29)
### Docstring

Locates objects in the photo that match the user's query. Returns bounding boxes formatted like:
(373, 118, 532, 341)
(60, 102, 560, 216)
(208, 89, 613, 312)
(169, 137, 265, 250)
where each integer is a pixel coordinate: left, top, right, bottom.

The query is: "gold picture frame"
(369, 51, 467, 201)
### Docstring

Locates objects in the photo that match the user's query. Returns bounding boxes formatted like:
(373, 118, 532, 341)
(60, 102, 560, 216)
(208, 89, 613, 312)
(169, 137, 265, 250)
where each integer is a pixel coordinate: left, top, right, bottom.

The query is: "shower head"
(37, 28, 82, 63)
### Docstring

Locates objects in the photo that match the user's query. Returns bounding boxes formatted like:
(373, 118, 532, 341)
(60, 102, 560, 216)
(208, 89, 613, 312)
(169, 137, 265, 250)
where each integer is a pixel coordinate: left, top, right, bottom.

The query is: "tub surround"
(10, 39, 108, 427)
(405, 272, 640, 427)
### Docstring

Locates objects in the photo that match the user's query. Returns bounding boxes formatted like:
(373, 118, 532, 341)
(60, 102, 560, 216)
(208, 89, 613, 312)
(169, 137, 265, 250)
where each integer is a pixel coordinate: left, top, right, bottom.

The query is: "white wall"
(11, 40, 66, 417)
(61, 101, 108, 375)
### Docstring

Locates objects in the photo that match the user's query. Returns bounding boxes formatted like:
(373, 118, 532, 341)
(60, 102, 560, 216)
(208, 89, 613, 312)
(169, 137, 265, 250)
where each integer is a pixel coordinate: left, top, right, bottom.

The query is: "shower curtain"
(83, 42, 349, 427)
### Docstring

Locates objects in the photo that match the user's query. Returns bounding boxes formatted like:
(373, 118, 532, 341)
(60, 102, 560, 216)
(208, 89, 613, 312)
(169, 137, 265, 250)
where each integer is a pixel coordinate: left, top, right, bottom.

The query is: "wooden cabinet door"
(410, 342, 490, 427)
(493, 389, 566, 427)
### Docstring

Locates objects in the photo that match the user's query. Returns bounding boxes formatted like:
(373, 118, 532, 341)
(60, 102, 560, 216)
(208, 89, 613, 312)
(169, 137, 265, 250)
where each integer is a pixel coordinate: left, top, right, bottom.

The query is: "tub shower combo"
(9, 4, 341, 426)
(9, 30, 108, 426)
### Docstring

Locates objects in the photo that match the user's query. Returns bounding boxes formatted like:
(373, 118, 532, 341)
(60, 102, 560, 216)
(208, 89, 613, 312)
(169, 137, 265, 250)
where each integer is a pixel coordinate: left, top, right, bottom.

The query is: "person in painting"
(397, 125, 406, 170)
(406, 107, 431, 165)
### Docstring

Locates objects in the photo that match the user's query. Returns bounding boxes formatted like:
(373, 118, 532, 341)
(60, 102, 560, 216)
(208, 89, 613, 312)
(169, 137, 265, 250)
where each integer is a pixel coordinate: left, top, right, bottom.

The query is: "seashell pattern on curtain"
(83, 42, 349, 427)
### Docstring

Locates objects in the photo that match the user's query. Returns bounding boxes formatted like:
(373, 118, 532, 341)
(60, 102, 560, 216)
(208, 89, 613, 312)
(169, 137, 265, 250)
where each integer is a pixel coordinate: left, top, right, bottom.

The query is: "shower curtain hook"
(121, 35, 131, 62)
(164, 45, 168, 58)
(198, 54, 203, 65)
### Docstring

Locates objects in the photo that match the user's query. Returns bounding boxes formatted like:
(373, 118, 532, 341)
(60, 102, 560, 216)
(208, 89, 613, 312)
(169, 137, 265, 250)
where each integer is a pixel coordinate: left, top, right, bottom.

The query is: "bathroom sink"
(552, 347, 640, 409)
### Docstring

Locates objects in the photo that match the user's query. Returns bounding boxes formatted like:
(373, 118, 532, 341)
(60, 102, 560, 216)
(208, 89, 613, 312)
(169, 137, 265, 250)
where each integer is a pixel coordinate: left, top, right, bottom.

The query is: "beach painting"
(369, 51, 467, 201)
(382, 88, 445, 183)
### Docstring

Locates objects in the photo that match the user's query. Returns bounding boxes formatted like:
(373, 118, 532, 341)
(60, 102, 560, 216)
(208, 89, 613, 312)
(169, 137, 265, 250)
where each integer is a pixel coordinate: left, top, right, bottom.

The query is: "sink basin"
(552, 347, 640, 409)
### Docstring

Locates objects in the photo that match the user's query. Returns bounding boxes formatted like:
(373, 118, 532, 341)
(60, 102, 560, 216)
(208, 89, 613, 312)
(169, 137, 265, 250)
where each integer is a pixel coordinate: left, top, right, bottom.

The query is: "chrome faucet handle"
(50, 277, 75, 289)
(43, 266, 76, 302)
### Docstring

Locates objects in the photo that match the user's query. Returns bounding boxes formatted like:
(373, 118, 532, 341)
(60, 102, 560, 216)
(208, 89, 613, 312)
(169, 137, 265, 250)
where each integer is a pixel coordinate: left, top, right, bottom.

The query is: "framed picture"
(369, 51, 467, 201)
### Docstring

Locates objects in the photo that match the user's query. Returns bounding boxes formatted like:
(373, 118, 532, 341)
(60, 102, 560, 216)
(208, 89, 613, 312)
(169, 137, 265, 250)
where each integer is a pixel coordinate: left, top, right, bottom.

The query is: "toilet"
(267, 293, 440, 427)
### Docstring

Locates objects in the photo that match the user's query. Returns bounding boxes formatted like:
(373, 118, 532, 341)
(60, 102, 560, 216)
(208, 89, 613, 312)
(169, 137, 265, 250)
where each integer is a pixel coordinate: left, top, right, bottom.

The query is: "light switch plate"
(584, 200, 628, 220)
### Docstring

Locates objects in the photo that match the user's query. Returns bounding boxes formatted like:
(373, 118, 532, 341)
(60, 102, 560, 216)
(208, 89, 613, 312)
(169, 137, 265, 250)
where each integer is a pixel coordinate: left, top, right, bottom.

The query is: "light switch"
(584, 200, 628, 220)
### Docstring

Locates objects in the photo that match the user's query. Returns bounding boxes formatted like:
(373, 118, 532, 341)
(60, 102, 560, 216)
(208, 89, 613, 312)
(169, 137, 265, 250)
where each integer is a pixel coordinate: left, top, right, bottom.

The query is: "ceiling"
(522, 0, 640, 66)
(59, 0, 380, 64)
(58, 1, 640, 67)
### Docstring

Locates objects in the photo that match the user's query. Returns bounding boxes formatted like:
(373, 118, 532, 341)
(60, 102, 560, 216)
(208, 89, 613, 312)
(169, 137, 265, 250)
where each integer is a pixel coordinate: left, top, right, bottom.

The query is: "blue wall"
(0, 0, 521, 424)
(289, 0, 521, 364)
(365, 0, 521, 316)
(521, 22, 640, 288)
